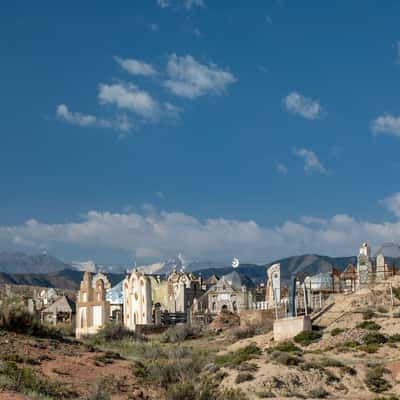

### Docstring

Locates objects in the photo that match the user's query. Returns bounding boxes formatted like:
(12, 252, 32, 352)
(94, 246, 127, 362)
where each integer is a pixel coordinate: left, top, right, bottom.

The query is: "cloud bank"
(2, 194, 400, 263)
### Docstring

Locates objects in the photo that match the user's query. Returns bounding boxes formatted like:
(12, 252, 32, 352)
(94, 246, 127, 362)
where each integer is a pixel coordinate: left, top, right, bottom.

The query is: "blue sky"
(2, 0, 400, 264)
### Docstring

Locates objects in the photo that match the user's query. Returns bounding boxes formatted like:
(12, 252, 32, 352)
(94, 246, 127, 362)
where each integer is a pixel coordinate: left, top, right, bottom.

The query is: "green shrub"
(330, 328, 346, 336)
(293, 330, 322, 346)
(159, 325, 203, 343)
(89, 322, 143, 345)
(357, 321, 382, 331)
(392, 287, 400, 301)
(358, 344, 379, 353)
(215, 343, 262, 367)
(235, 372, 254, 384)
(268, 341, 302, 353)
(343, 340, 359, 348)
(389, 334, 400, 343)
(270, 351, 302, 366)
(166, 383, 196, 400)
(363, 332, 387, 345)
(0, 361, 76, 398)
(87, 379, 112, 400)
(365, 366, 392, 393)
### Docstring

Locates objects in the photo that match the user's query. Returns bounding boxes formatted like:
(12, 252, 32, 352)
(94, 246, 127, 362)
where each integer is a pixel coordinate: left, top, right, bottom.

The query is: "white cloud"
(114, 56, 157, 76)
(371, 113, 400, 137)
(382, 193, 400, 217)
(3, 200, 400, 263)
(276, 162, 288, 175)
(283, 92, 321, 120)
(157, 0, 171, 7)
(164, 54, 236, 99)
(184, 0, 204, 10)
(98, 82, 161, 121)
(293, 148, 327, 175)
(56, 104, 132, 134)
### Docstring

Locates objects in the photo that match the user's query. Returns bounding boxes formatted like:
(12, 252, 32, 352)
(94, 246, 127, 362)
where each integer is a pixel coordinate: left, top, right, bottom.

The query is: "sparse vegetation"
(363, 309, 377, 320)
(235, 372, 255, 384)
(357, 321, 382, 331)
(270, 351, 303, 366)
(330, 328, 346, 336)
(267, 341, 302, 353)
(365, 366, 392, 393)
(160, 324, 203, 343)
(293, 330, 322, 346)
(0, 361, 77, 399)
(215, 343, 262, 368)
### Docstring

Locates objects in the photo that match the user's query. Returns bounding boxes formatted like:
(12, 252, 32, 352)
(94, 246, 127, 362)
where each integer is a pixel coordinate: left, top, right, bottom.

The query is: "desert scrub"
(166, 382, 196, 400)
(363, 309, 377, 320)
(293, 330, 322, 346)
(88, 322, 144, 346)
(236, 362, 259, 372)
(270, 351, 302, 366)
(357, 321, 382, 331)
(256, 391, 275, 398)
(308, 387, 329, 398)
(365, 366, 392, 393)
(388, 334, 400, 343)
(0, 361, 77, 399)
(330, 328, 346, 336)
(363, 332, 387, 345)
(215, 343, 262, 368)
(229, 322, 271, 342)
(159, 324, 203, 343)
(267, 341, 302, 353)
(235, 372, 255, 384)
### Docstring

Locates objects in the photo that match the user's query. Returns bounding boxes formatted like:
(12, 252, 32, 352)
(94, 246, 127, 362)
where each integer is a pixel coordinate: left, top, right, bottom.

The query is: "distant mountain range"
(0, 251, 364, 290)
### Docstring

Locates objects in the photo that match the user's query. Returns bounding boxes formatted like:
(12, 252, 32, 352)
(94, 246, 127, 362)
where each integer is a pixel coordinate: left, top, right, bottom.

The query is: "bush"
(0, 361, 77, 398)
(358, 344, 379, 354)
(309, 387, 328, 398)
(166, 383, 196, 400)
(330, 328, 346, 337)
(159, 325, 203, 343)
(363, 309, 377, 320)
(365, 366, 392, 393)
(293, 330, 322, 346)
(357, 321, 382, 331)
(268, 341, 302, 353)
(230, 323, 271, 342)
(215, 343, 262, 368)
(256, 391, 275, 398)
(270, 351, 302, 366)
(235, 372, 254, 384)
(363, 332, 387, 345)
(377, 306, 389, 314)
(89, 322, 143, 345)
(0, 304, 62, 339)
(389, 334, 400, 343)
(87, 379, 112, 400)
(236, 362, 258, 372)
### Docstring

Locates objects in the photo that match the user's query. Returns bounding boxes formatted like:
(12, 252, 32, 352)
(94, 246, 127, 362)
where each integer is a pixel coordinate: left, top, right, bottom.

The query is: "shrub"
(270, 351, 302, 366)
(268, 341, 302, 353)
(235, 372, 254, 384)
(330, 328, 346, 337)
(215, 343, 262, 367)
(363, 332, 387, 345)
(357, 321, 382, 331)
(293, 330, 322, 346)
(363, 309, 377, 320)
(344, 340, 359, 348)
(236, 362, 258, 372)
(309, 387, 328, 398)
(89, 322, 143, 345)
(87, 379, 112, 400)
(256, 391, 275, 398)
(358, 343, 379, 354)
(365, 366, 392, 393)
(377, 306, 389, 314)
(0, 361, 77, 398)
(230, 323, 271, 342)
(318, 357, 344, 368)
(389, 334, 400, 343)
(392, 287, 400, 301)
(159, 324, 204, 344)
(166, 383, 196, 400)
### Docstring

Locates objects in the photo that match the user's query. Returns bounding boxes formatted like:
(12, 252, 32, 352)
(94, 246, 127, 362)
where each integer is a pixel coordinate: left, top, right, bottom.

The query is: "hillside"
(0, 251, 72, 274)
(0, 269, 125, 290)
(198, 254, 357, 283)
